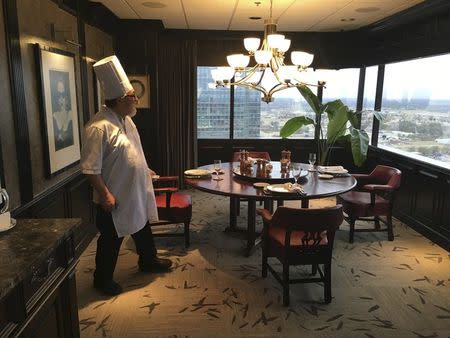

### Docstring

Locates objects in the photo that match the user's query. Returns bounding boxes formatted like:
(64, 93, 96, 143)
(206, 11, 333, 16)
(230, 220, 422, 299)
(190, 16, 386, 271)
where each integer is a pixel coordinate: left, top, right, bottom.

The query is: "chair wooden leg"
(387, 214, 394, 241)
(237, 199, 241, 216)
(262, 253, 267, 278)
(374, 216, 381, 230)
(184, 221, 190, 248)
(277, 199, 284, 208)
(324, 262, 332, 303)
(349, 218, 356, 243)
(283, 262, 290, 306)
(311, 264, 318, 275)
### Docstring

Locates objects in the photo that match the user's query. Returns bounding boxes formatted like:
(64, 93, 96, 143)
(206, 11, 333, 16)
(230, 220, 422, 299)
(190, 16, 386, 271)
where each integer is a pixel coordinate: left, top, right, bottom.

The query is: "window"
(361, 66, 378, 142)
(379, 55, 450, 169)
(197, 67, 230, 139)
(197, 67, 362, 140)
(320, 68, 360, 137)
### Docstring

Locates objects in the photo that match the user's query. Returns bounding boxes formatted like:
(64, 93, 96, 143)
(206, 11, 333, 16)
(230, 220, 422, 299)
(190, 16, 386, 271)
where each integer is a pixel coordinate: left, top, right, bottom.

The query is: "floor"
(76, 189, 450, 337)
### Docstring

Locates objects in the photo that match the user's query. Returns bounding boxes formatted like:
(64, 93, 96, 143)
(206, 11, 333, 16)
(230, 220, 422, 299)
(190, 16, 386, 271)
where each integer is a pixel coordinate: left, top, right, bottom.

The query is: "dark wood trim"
(229, 77, 234, 139)
(371, 64, 384, 146)
(11, 170, 81, 218)
(356, 67, 365, 128)
(77, 0, 90, 124)
(2, 0, 33, 203)
(315, 82, 324, 141)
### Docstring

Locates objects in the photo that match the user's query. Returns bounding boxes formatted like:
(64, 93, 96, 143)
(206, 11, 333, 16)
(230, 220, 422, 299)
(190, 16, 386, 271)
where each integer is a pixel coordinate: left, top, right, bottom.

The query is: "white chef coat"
(80, 106, 159, 237)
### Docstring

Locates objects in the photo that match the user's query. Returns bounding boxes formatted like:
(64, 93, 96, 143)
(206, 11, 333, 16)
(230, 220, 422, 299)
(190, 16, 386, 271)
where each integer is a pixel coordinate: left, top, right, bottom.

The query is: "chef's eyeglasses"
(123, 93, 138, 101)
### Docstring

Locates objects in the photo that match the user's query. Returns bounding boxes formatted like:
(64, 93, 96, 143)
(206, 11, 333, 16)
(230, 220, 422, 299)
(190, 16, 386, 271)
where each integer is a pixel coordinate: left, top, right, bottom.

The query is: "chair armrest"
(362, 184, 393, 192)
(154, 187, 178, 194)
(257, 208, 272, 223)
(157, 176, 179, 182)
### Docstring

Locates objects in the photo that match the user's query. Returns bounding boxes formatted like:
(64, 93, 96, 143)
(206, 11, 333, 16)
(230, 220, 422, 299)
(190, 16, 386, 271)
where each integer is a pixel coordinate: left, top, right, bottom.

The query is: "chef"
(80, 55, 172, 296)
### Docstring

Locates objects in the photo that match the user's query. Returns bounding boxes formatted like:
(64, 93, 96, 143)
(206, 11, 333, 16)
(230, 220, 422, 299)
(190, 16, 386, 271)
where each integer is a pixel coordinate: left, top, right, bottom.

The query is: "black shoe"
(93, 279, 123, 296)
(139, 257, 173, 273)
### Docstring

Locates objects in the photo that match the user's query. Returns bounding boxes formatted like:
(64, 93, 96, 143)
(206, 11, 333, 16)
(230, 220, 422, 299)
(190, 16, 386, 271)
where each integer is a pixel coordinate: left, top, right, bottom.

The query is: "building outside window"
(379, 54, 450, 169)
(197, 67, 230, 139)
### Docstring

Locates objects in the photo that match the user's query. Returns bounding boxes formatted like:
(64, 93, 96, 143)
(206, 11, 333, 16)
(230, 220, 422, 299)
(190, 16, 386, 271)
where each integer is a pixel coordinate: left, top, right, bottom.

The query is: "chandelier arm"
(254, 67, 267, 87)
(231, 81, 268, 96)
(269, 83, 292, 96)
(232, 66, 259, 85)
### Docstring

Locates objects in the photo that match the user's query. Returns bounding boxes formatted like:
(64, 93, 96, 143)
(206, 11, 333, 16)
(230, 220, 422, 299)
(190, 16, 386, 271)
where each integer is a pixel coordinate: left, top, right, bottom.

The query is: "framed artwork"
(129, 75, 150, 108)
(35, 44, 81, 177)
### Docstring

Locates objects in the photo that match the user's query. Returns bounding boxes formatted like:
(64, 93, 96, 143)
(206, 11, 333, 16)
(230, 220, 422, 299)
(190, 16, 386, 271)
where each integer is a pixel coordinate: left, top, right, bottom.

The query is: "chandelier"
(210, 0, 316, 103)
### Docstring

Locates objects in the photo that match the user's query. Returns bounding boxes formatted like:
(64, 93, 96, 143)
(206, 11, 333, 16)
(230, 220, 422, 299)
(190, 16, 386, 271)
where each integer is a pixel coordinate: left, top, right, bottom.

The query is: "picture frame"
(128, 75, 150, 108)
(35, 44, 81, 177)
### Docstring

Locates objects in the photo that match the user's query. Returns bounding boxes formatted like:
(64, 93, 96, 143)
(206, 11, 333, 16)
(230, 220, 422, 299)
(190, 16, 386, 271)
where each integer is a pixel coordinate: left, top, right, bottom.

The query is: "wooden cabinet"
(0, 219, 81, 338)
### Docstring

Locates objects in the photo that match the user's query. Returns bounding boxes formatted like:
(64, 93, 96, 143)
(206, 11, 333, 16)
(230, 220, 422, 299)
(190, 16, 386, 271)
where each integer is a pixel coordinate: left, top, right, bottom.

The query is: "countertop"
(0, 218, 81, 300)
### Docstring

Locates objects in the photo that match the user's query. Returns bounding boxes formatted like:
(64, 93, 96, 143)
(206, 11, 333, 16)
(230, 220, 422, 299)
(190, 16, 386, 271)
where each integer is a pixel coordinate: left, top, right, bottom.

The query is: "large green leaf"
(280, 116, 315, 138)
(297, 85, 321, 115)
(326, 103, 349, 143)
(347, 110, 359, 128)
(350, 127, 369, 166)
(373, 110, 385, 121)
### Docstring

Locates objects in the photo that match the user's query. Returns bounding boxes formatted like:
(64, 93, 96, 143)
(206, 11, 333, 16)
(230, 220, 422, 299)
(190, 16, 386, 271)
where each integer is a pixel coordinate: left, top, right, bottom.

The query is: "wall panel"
(0, 2, 21, 208)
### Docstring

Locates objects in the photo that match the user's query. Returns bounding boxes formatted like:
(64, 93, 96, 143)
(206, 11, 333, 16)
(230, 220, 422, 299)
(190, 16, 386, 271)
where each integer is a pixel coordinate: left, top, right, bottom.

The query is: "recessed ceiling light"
(355, 7, 380, 13)
(142, 1, 166, 8)
(249, 16, 262, 20)
(341, 18, 355, 22)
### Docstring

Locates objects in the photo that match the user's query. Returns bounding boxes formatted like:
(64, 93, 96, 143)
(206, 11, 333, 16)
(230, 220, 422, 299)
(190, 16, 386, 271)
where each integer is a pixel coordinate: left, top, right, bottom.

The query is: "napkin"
(283, 183, 305, 193)
(317, 166, 345, 172)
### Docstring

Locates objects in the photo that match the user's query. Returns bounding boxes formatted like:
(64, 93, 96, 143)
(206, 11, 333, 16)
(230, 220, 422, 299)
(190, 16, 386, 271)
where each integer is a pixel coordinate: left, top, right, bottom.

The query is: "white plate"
(253, 182, 270, 188)
(318, 166, 348, 174)
(184, 169, 211, 176)
(0, 218, 16, 233)
(266, 184, 302, 194)
(318, 174, 334, 179)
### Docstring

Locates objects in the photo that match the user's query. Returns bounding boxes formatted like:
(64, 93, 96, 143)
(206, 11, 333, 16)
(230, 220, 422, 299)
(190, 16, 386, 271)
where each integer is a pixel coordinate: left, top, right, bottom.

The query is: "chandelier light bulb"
(255, 50, 272, 65)
(244, 38, 261, 52)
(211, 68, 221, 82)
(267, 34, 285, 49)
(218, 66, 235, 81)
(277, 65, 298, 83)
(227, 54, 250, 69)
(279, 38, 291, 53)
(291, 51, 314, 68)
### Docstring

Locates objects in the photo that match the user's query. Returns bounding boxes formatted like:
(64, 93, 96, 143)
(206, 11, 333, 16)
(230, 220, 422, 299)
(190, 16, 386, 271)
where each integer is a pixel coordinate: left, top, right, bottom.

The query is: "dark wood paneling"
(367, 147, 450, 251)
(197, 139, 352, 168)
(13, 173, 95, 257)
(3, 0, 33, 203)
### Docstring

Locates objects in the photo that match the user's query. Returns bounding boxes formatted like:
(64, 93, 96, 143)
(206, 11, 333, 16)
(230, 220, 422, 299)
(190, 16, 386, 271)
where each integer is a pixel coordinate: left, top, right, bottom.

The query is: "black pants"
(94, 206, 157, 283)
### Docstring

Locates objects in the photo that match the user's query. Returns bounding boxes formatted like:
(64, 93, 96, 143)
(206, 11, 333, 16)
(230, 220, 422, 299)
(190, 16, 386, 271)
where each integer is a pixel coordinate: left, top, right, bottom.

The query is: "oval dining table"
(185, 162, 356, 256)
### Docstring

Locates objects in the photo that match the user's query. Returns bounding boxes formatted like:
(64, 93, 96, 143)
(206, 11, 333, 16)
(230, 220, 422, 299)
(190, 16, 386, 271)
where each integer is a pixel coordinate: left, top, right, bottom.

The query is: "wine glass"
(292, 164, 301, 184)
(213, 160, 223, 181)
(308, 153, 317, 171)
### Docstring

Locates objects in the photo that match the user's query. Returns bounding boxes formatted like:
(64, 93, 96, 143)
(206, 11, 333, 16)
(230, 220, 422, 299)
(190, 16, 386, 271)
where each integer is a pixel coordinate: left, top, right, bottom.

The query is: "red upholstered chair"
(257, 205, 343, 306)
(336, 165, 401, 243)
(232, 151, 271, 214)
(152, 176, 192, 247)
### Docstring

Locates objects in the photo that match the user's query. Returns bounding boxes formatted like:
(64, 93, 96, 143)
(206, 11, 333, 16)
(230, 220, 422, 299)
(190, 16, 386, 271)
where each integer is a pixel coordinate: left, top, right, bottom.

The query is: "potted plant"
(279, 85, 382, 167)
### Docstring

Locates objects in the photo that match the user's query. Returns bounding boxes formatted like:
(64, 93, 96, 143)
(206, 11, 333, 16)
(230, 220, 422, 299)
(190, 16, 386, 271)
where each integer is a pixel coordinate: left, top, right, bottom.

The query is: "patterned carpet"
(77, 189, 450, 337)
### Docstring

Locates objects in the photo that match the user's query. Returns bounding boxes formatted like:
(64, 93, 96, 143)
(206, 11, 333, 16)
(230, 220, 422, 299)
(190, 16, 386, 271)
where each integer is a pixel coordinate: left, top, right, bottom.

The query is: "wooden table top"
(185, 162, 356, 200)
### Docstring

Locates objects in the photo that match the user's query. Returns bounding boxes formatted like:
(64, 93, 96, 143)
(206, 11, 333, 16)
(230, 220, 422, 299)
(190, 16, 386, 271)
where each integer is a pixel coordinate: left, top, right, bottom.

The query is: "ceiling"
(95, 0, 425, 32)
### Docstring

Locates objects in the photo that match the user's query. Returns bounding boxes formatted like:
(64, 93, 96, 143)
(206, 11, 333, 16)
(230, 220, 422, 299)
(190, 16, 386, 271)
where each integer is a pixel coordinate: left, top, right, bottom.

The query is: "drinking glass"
(213, 160, 223, 181)
(308, 153, 317, 171)
(292, 164, 301, 183)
